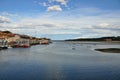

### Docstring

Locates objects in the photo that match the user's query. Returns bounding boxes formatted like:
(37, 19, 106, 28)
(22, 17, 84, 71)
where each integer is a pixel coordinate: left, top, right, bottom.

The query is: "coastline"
(65, 41, 120, 53)
(65, 41, 120, 44)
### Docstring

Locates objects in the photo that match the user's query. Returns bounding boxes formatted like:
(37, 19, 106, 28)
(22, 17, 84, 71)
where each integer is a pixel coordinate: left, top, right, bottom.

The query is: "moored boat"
(0, 39, 8, 49)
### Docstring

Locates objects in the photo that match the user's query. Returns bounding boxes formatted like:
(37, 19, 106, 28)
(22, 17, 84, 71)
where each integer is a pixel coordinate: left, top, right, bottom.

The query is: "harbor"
(0, 0, 120, 79)
(0, 41, 120, 80)
(0, 31, 51, 50)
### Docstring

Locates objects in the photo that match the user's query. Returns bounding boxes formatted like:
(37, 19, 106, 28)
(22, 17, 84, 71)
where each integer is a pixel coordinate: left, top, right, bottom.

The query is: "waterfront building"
(30, 37, 39, 45)
(11, 35, 30, 48)
(39, 38, 50, 44)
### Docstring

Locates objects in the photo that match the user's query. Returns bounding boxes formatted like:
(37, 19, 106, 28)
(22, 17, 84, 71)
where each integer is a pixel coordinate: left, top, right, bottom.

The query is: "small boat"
(22, 45, 30, 48)
(11, 41, 30, 48)
(72, 47, 76, 50)
(0, 39, 8, 49)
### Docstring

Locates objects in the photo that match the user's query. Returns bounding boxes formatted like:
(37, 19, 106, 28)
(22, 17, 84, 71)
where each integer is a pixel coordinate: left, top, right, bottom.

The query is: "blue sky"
(0, 0, 120, 40)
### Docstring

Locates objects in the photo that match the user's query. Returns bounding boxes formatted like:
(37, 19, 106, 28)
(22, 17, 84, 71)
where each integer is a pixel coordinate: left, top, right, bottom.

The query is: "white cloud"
(0, 8, 119, 39)
(1, 12, 19, 17)
(40, 0, 68, 12)
(99, 23, 110, 27)
(0, 14, 119, 35)
(55, 0, 67, 5)
(43, 2, 47, 6)
(40, 2, 48, 7)
(49, 0, 67, 5)
(93, 23, 120, 29)
(0, 16, 11, 23)
(47, 5, 62, 11)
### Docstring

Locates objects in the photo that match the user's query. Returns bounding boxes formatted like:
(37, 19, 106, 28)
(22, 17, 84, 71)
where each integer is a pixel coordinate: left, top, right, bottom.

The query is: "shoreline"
(65, 41, 120, 44)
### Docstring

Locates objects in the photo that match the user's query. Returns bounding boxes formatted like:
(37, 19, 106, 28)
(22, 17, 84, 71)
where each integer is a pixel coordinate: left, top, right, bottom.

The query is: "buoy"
(72, 47, 75, 50)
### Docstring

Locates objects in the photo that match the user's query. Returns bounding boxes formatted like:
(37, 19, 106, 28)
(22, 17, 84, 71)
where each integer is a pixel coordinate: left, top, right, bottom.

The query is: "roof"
(19, 35, 30, 39)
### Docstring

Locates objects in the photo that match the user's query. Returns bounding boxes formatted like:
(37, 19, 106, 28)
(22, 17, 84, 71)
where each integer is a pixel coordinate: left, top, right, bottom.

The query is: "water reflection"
(0, 42, 120, 80)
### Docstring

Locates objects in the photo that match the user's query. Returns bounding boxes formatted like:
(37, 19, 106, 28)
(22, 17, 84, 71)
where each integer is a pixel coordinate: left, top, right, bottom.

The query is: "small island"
(95, 48, 120, 53)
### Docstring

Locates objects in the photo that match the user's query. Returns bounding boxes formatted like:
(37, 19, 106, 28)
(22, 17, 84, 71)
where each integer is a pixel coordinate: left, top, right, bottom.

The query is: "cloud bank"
(0, 1, 119, 39)
(39, 0, 68, 12)
(0, 16, 11, 23)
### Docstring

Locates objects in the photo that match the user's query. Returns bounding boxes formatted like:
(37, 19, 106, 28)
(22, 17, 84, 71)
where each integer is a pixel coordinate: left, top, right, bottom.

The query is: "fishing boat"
(12, 41, 30, 48)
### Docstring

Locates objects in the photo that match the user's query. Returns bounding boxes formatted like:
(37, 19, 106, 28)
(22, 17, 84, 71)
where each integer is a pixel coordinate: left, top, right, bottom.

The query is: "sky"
(0, 0, 120, 40)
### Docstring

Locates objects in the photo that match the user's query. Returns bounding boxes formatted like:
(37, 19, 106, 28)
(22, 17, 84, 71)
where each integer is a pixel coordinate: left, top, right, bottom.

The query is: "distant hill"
(65, 36, 120, 41)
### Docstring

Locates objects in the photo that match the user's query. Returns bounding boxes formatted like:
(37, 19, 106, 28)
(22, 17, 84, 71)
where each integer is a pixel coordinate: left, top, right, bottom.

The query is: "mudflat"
(95, 48, 120, 53)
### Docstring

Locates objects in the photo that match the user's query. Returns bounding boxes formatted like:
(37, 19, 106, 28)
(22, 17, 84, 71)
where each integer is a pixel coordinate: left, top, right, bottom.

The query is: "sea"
(0, 41, 120, 80)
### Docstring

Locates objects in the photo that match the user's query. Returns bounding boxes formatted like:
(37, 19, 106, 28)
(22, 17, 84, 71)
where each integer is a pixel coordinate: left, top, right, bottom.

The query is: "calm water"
(0, 41, 120, 80)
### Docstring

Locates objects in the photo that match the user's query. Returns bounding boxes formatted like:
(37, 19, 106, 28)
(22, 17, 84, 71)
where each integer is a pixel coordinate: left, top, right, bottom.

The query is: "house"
(30, 37, 39, 45)
(11, 34, 30, 48)
(39, 38, 50, 44)
(0, 31, 11, 48)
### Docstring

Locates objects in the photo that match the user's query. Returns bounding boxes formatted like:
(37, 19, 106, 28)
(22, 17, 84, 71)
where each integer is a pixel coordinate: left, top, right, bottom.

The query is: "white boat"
(0, 39, 8, 49)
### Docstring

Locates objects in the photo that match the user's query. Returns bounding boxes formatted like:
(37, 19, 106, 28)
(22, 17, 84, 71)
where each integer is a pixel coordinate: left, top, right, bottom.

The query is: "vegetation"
(65, 36, 120, 41)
